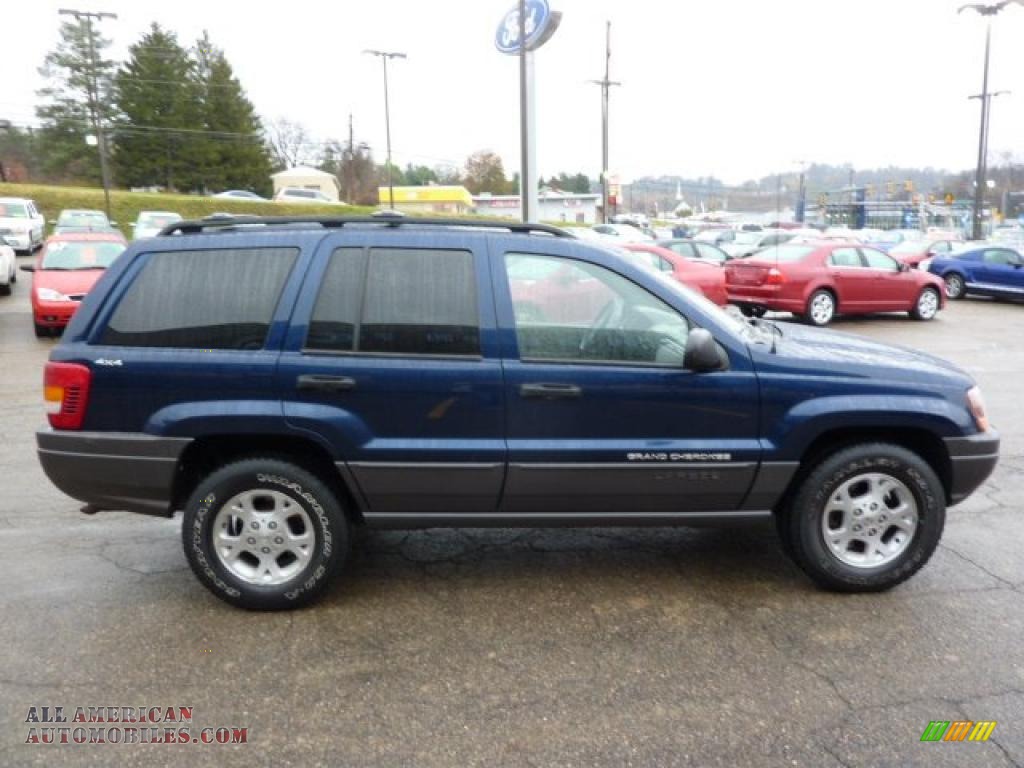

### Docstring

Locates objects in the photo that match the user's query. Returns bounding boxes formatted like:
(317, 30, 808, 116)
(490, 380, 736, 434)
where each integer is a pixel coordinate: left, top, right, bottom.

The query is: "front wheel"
(779, 443, 945, 592)
(944, 273, 966, 300)
(738, 304, 767, 318)
(182, 458, 349, 610)
(910, 287, 940, 321)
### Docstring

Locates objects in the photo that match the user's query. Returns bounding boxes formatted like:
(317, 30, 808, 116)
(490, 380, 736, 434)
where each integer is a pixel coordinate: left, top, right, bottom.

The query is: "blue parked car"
(36, 215, 999, 609)
(927, 245, 1024, 300)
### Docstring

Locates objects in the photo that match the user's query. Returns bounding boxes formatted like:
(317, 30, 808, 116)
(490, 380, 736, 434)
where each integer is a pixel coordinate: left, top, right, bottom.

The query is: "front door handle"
(297, 374, 357, 393)
(519, 382, 582, 400)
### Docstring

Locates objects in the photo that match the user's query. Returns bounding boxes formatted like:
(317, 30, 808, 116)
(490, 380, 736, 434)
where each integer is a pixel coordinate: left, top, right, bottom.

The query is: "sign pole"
(518, 0, 531, 222)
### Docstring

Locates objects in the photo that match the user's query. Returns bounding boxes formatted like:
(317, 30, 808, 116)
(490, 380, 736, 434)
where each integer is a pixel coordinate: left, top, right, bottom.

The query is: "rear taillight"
(765, 267, 786, 285)
(44, 362, 91, 430)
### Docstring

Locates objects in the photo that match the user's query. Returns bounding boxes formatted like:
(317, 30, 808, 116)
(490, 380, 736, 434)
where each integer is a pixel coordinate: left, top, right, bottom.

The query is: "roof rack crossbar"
(158, 215, 573, 238)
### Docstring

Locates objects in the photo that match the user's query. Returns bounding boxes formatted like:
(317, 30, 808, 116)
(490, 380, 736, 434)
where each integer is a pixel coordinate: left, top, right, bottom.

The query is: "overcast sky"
(6, 0, 1024, 184)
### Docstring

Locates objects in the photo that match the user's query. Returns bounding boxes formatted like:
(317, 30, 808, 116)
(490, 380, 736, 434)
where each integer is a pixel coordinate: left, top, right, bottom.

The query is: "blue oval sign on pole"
(495, 0, 560, 54)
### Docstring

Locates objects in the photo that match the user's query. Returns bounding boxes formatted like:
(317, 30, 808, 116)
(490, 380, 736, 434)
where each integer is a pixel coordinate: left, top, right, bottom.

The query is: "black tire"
(805, 289, 836, 326)
(0, 282, 10, 296)
(910, 287, 940, 321)
(738, 304, 767, 318)
(944, 273, 966, 300)
(182, 457, 349, 610)
(33, 323, 49, 338)
(779, 443, 945, 592)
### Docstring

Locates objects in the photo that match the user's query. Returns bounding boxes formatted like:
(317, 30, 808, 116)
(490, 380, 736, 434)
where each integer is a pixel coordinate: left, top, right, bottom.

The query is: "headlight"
(37, 287, 71, 302)
(967, 386, 990, 432)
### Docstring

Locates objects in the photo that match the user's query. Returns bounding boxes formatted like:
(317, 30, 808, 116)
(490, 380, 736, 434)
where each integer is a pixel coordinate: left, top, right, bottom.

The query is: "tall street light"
(958, 1, 1022, 239)
(59, 8, 117, 219)
(363, 49, 406, 210)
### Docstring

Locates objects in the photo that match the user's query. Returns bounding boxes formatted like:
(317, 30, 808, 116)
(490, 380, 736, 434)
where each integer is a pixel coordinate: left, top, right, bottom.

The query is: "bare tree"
(265, 117, 317, 170)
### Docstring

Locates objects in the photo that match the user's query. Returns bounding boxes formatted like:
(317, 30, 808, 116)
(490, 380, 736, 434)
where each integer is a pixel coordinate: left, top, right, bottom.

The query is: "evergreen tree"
(196, 32, 273, 194)
(112, 24, 199, 190)
(35, 16, 118, 183)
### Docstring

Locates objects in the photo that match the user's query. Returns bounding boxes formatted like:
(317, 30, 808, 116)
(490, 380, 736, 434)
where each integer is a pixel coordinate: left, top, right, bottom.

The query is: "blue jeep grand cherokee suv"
(36, 216, 999, 609)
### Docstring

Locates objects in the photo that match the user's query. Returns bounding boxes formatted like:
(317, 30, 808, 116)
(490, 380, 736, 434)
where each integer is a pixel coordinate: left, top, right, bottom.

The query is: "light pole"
(59, 8, 116, 219)
(363, 49, 406, 210)
(589, 21, 621, 223)
(969, 89, 1010, 224)
(958, 1, 1022, 239)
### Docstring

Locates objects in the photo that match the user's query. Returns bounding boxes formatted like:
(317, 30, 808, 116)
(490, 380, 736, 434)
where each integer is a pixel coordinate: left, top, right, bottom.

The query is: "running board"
(361, 510, 772, 529)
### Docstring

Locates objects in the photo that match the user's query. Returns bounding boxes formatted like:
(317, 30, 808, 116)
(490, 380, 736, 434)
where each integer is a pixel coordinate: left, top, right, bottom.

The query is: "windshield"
(58, 211, 109, 228)
(733, 232, 762, 245)
(0, 202, 28, 218)
(137, 213, 181, 228)
(42, 240, 125, 269)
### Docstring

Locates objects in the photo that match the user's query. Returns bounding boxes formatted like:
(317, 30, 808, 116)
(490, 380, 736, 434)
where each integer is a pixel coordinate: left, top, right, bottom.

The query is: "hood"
(753, 321, 972, 388)
(34, 268, 107, 297)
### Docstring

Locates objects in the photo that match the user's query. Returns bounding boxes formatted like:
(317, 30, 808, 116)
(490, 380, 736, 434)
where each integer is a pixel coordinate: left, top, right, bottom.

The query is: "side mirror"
(926, 249, 938, 258)
(20, 264, 35, 272)
(898, 262, 910, 272)
(684, 328, 726, 372)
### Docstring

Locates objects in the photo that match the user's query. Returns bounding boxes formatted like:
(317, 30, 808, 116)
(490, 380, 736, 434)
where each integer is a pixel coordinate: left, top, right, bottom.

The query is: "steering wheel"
(579, 298, 625, 356)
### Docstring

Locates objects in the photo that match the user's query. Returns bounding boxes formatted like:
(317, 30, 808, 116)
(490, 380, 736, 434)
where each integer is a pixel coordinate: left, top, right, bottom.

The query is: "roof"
(379, 186, 475, 206)
(270, 165, 337, 179)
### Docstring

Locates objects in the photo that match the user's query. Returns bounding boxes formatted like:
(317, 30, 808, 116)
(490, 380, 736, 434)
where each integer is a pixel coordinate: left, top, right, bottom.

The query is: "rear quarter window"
(100, 247, 298, 349)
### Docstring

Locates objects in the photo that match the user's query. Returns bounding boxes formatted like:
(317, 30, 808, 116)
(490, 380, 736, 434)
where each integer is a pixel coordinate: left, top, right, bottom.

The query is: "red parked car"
(25, 232, 126, 337)
(623, 243, 729, 306)
(888, 237, 963, 268)
(724, 242, 945, 326)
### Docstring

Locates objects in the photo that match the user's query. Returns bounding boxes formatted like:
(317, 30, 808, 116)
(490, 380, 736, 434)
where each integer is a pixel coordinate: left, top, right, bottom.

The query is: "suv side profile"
(37, 216, 999, 610)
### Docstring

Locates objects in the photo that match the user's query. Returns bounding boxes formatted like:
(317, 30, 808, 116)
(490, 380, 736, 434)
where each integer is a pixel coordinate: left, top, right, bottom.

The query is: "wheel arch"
(170, 434, 364, 523)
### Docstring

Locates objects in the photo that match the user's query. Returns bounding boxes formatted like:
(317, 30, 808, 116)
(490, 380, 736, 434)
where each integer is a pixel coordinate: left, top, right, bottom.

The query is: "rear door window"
(307, 246, 480, 357)
(829, 248, 862, 268)
(101, 247, 298, 349)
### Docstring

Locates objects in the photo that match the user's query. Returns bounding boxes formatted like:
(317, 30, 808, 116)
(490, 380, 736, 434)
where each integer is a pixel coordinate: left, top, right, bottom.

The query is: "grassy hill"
(0, 182, 375, 235)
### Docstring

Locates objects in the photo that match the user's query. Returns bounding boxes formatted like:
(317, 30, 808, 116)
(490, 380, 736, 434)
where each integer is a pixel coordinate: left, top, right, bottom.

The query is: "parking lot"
(1, 253, 1022, 768)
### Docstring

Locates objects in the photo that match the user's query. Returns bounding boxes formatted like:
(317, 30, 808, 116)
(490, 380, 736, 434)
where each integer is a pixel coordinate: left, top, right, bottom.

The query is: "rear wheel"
(182, 458, 349, 610)
(779, 443, 945, 592)
(0, 282, 9, 296)
(944, 273, 966, 300)
(738, 304, 767, 318)
(806, 289, 835, 326)
(910, 287, 940, 321)
(33, 323, 48, 338)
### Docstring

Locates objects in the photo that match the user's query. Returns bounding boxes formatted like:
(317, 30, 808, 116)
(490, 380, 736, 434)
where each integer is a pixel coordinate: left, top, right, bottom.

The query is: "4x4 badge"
(94, 359, 123, 367)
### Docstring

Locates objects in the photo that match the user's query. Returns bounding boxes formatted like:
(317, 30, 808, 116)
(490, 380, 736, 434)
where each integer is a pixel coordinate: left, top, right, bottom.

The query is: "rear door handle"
(519, 382, 582, 400)
(297, 374, 357, 393)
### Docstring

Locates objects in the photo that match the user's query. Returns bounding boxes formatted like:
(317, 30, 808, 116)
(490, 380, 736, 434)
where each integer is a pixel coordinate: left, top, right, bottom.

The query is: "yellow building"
(378, 185, 475, 215)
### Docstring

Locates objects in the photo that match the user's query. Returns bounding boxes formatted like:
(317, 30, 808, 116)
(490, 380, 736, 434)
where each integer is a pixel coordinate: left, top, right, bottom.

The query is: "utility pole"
(590, 21, 621, 223)
(346, 113, 354, 205)
(59, 9, 116, 219)
(363, 49, 406, 210)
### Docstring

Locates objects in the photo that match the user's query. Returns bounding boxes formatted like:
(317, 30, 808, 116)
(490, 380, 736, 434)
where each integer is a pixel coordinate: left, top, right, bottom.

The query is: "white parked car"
(0, 197, 45, 253)
(131, 211, 183, 240)
(273, 187, 340, 205)
(590, 223, 654, 242)
(0, 233, 17, 295)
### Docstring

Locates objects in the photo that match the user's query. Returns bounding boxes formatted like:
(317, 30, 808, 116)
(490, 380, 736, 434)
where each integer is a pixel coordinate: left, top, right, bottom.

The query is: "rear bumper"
(727, 289, 804, 313)
(37, 430, 192, 516)
(944, 430, 1000, 505)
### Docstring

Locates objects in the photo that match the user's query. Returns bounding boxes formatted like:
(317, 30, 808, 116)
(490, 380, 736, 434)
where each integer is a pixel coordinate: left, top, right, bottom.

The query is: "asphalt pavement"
(1, 254, 1022, 767)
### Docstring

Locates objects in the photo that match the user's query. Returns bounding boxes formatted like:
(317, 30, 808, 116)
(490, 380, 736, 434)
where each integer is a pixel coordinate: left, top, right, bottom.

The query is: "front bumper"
(944, 430, 1000, 505)
(37, 430, 192, 516)
(33, 300, 80, 327)
(5, 232, 32, 250)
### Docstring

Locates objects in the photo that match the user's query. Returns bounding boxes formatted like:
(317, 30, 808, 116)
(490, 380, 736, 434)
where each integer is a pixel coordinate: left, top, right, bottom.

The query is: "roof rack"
(158, 214, 574, 239)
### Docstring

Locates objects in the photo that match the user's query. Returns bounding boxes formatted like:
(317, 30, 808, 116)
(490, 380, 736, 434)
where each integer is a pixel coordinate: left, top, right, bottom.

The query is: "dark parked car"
(725, 243, 946, 325)
(36, 216, 998, 609)
(927, 246, 1024, 301)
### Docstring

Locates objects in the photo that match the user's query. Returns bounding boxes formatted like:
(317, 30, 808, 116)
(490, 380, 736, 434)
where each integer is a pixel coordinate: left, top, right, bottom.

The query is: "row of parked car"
(582, 220, 1022, 326)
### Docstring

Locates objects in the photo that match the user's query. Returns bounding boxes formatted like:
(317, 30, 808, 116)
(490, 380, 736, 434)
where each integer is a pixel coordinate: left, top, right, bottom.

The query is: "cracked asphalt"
(1, 256, 1022, 768)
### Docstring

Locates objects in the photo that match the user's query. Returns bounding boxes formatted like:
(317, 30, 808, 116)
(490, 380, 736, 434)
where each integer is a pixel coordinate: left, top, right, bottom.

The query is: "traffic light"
(945, 193, 954, 205)
(928, 193, 936, 204)
(904, 180, 914, 193)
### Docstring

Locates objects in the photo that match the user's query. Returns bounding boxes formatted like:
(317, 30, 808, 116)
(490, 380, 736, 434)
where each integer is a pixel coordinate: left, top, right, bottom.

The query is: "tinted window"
(361, 248, 478, 355)
(861, 249, 899, 270)
(505, 253, 689, 366)
(829, 248, 862, 268)
(101, 247, 297, 349)
(306, 247, 364, 352)
(309, 247, 479, 356)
